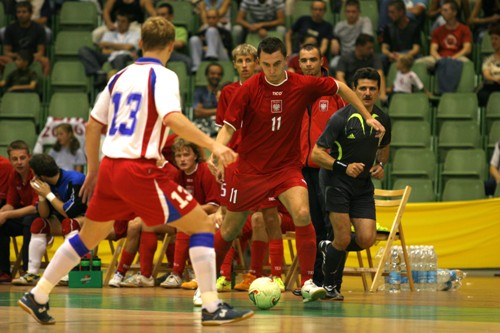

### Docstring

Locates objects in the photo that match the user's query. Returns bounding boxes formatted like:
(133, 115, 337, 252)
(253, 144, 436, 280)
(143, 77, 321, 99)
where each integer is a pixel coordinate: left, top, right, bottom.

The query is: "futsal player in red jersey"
(213, 37, 385, 303)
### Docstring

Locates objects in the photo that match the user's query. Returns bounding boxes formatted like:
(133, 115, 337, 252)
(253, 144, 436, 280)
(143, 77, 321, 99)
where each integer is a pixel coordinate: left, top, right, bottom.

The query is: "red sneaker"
(0, 272, 12, 283)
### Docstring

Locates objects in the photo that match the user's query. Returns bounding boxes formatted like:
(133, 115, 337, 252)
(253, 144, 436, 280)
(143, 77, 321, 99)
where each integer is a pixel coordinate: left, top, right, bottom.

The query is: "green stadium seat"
(486, 121, 500, 159)
(388, 93, 431, 123)
(170, 1, 198, 33)
(58, 1, 99, 31)
(53, 31, 94, 61)
(390, 148, 437, 187)
(437, 121, 481, 162)
(0, 92, 41, 127)
(456, 61, 476, 93)
(0, 120, 37, 149)
(48, 92, 90, 119)
(485, 92, 500, 132)
(390, 121, 432, 158)
(441, 148, 487, 179)
(50, 61, 89, 95)
(436, 93, 479, 131)
(167, 61, 191, 115)
(441, 178, 485, 201)
(393, 178, 436, 202)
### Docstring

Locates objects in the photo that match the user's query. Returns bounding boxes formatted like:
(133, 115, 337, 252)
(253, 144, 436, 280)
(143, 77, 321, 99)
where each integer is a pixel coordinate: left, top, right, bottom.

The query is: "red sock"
(214, 230, 233, 272)
(139, 231, 157, 278)
(166, 242, 175, 269)
(269, 239, 284, 277)
(117, 250, 136, 276)
(249, 240, 267, 277)
(295, 224, 317, 286)
(220, 247, 234, 280)
(172, 232, 190, 276)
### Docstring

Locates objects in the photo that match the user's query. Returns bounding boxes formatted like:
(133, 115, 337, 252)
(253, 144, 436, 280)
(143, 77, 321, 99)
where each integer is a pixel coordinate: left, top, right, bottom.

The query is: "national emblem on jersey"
(271, 100, 283, 113)
(319, 100, 329, 112)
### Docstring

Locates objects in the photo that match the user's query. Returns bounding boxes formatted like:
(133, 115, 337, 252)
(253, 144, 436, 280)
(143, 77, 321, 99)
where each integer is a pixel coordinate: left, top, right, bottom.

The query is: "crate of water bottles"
(377, 245, 466, 292)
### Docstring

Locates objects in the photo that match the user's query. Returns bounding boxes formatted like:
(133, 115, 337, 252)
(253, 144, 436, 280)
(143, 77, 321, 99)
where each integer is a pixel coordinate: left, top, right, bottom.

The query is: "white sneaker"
(109, 272, 124, 288)
(193, 288, 202, 307)
(301, 279, 326, 303)
(160, 273, 182, 288)
(120, 273, 154, 288)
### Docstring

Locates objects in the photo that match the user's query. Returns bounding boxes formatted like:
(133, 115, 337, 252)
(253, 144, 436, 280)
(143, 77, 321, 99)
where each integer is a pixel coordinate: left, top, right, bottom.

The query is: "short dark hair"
(16, 1, 32, 13)
(29, 154, 60, 177)
(355, 33, 375, 47)
(7, 140, 30, 157)
(388, 0, 406, 12)
(156, 1, 173, 14)
(352, 67, 381, 89)
(490, 22, 500, 37)
(258, 37, 286, 58)
(17, 49, 34, 66)
(300, 43, 322, 57)
(442, 0, 458, 12)
(345, 0, 361, 10)
(205, 62, 224, 76)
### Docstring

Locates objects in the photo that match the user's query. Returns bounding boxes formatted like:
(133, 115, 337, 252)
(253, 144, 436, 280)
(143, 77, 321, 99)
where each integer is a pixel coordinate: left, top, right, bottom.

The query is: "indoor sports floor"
(1, 272, 499, 333)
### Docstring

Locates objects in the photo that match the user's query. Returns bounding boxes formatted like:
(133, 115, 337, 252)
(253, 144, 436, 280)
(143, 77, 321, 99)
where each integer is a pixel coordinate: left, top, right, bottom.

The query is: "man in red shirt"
(0, 155, 13, 208)
(0, 140, 38, 283)
(213, 37, 384, 302)
(416, 0, 472, 70)
(298, 43, 346, 295)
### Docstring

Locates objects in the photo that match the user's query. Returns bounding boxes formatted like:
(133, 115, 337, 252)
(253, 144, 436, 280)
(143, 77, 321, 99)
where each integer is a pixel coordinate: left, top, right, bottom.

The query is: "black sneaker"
(201, 302, 254, 326)
(323, 285, 344, 301)
(18, 292, 55, 325)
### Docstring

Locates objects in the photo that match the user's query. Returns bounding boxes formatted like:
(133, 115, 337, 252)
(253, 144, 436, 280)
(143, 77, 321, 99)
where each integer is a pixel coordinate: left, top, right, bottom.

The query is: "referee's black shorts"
(320, 170, 376, 220)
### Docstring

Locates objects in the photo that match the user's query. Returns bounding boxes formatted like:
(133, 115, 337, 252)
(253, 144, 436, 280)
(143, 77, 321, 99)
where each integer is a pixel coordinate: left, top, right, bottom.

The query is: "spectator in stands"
(30, 0, 53, 43)
(336, 33, 388, 102)
(428, 0, 470, 32)
(199, 0, 232, 31)
(387, 53, 432, 98)
(48, 124, 86, 173)
(79, 11, 140, 88)
(189, 9, 232, 73)
(380, 0, 422, 72)
(156, 2, 193, 73)
(485, 140, 500, 197)
(285, 0, 333, 57)
(0, 140, 38, 283)
(477, 23, 500, 107)
(92, 0, 155, 43)
(233, 0, 286, 45)
(193, 63, 223, 137)
(379, 0, 428, 33)
(0, 1, 50, 76)
(288, 35, 329, 74)
(468, 0, 500, 41)
(416, 0, 472, 70)
(330, 0, 373, 71)
(0, 49, 37, 93)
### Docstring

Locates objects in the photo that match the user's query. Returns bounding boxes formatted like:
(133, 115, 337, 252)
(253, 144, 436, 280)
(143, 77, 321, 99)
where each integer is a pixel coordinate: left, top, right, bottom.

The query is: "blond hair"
(398, 54, 414, 71)
(141, 17, 175, 52)
(232, 43, 258, 61)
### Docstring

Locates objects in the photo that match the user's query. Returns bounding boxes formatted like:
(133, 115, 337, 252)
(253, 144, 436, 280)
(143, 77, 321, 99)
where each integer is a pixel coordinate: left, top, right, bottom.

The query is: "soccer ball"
(248, 277, 281, 310)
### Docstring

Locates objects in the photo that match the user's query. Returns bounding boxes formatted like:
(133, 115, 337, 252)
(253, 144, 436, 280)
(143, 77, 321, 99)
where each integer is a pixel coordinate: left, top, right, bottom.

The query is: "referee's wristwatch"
(377, 161, 384, 168)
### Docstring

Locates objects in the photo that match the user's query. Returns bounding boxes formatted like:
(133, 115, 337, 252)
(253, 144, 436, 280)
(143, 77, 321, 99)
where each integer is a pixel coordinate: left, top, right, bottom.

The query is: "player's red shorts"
(86, 157, 198, 226)
(225, 163, 307, 212)
(113, 219, 129, 240)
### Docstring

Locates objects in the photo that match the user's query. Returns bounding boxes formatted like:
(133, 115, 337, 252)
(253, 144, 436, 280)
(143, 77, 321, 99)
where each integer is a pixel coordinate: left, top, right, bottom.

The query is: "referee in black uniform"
(312, 67, 392, 300)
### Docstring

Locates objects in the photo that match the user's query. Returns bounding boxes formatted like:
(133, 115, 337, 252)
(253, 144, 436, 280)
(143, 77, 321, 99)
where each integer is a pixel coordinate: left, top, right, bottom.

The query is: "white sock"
(189, 246, 219, 312)
(31, 238, 81, 304)
(27, 234, 47, 275)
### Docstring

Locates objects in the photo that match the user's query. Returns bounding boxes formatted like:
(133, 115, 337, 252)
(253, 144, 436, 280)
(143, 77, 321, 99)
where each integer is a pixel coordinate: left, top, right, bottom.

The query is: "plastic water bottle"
(437, 269, 466, 291)
(427, 246, 438, 291)
(388, 247, 401, 293)
(414, 246, 426, 291)
(398, 246, 410, 291)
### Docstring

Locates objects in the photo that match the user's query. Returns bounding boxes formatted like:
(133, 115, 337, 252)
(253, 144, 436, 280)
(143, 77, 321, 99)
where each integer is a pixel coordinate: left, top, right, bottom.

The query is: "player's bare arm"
(336, 81, 385, 137)
(208, 124, 236, 181)
(163, 112, 237, 167)
(80, 118, 103, 203)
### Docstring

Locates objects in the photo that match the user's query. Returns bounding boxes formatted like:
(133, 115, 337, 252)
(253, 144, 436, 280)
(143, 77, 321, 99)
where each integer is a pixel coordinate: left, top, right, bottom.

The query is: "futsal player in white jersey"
(18, 17, 254, 326)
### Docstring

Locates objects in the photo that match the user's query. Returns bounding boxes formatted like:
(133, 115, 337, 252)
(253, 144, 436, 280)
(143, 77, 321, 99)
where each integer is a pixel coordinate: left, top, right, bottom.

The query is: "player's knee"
(334, 234, 351, 250)
(30, 218, 50, 234)
(292, 206, 310, 226)
(251, 213, 265, 231)
(356, 233, 376, 249)
(127, 218, 142, 236)
(61, 218, 81, 236)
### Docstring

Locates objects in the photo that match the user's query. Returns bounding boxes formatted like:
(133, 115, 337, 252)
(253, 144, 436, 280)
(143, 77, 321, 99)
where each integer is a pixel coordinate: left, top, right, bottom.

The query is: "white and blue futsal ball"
(248, 277, 281, 310)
